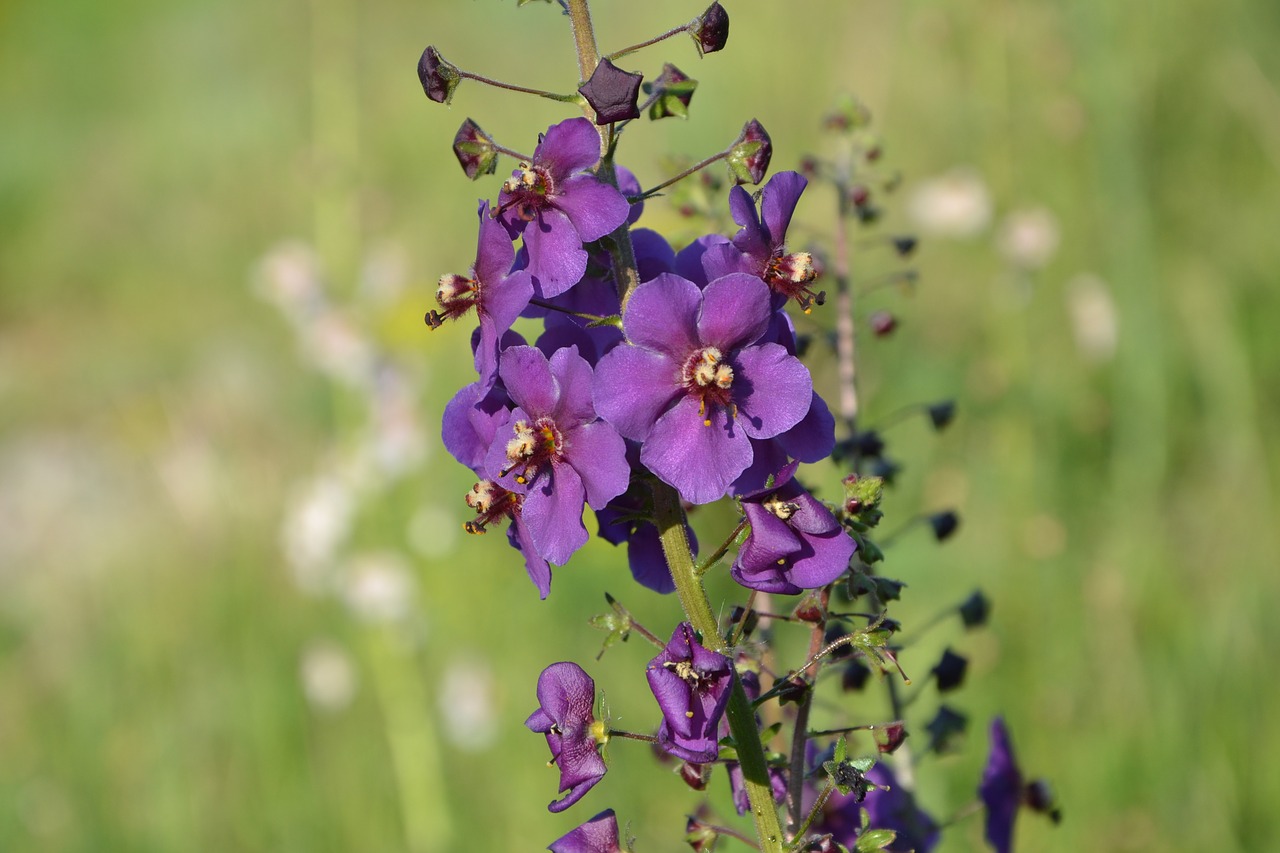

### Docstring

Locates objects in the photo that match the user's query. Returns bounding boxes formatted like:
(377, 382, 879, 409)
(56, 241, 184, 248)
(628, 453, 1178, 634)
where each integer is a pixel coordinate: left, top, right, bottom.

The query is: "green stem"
(652, 482, 785, 853)
(564, 0, 601, 81)
(696, 516, 748, 576)
(457, 70, 579, 103)
(640, 149, 730, 199)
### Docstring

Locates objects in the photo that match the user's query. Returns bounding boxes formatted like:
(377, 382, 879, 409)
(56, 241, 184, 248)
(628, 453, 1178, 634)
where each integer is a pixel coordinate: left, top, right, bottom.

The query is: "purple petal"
(442, 382, 511, 475)
(777, 391, 836, 462)
(700, 240, 757, 280)
(625, 523, 677, 594)
(630, 227, 676, 282)
(564, 420, 629, 509)
(736, 507, 801, 570)
(786, 526, 856, 589)
(523, 464, 589, 566)
(532, 661, 596, 725)
(525, 209, 588, 297)
(555, 175, 630, 243)
(697, 273, 772, 351)
(980, 717, 1023, 853)
(535, 117, 603, 178)
(508, 513, 553, 598)
(674, 234, 730, 286)
(758, 171, 807, 247)
(622, 273, 702, 359)
(593, 345, 680, 441)
(500, 346, 559, 417)
(642, 395, 753, 505)
(548, 809, 621, 853)
(616, 165, 644, 225)
(473, 201, 517, 285)
(731, 437, 789, 495)
(548, 345, 595, 427)
(732, 343, 812, 439)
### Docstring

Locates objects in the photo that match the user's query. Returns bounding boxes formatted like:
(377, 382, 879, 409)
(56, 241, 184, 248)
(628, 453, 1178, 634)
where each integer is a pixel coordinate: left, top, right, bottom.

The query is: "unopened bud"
(928, 510, 960, 542)
(841, 660, 872, 692)
(1026, 779, 1063, 824)
(926, 400, 956, 430)
(870, 310, 898, 337)
(691, 2, 730, 55)
(926, 704, 968, 753)
(417, 46, 460, 105)
(727, 118, 772, 186)
(932, 647, 968, 692)
(685, 814, 719, 852)
(678, 761, 711, 791)
(451, 119, 498, 180)
(578, 59, 642, 125)
(873, 721, 907, 754)
(958, 590, 991, 628)
(644, 63, 698, 120)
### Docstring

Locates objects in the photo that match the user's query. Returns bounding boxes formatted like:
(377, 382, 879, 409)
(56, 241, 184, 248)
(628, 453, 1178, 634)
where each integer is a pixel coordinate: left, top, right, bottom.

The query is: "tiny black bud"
(868, 456, 900, 484)
(892, 235, 919, 257)
(928, 510, 960, 542)
(417, 46, 460, 104)
(958, 590, 991, 628)
(851, 430, 885, 458)
(824, 622, 853, 660)
(841, 659, 872, 692)
(1025, 779, 1063, 824)
(870, 310, 898, 337)
(776, 676, 810, 706)
(926, 400, 957, 430)
(578, 59, 643, 124)
(728, 605, 759, 639)
(926, 704, 968, 753)
(931, 647, 968, 692)
(691, 1, 730, 55)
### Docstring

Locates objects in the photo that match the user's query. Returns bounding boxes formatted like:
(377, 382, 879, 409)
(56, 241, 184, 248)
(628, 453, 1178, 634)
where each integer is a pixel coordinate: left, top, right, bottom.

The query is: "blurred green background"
(2, 0, 1278, 850)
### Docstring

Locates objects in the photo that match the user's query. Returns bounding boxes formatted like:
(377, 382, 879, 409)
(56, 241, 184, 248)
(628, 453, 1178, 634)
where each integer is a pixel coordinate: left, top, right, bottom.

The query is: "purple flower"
(731, 460, 855, 594)
(548, 809, 622, 853)
(426, 201, 533, 388)
(485, 345, 629, 566)
(497, 118, 630, 296)
(819, 764, 939, 853)
(526, 662, 609, 814)
(979, 717, 1022, 853)
(594, 479, 696, 594)
(702, 171, 825, 312)
(463, 479, 553, 598)
(593, 273, 813, 504)
(646, 622, 734, 762)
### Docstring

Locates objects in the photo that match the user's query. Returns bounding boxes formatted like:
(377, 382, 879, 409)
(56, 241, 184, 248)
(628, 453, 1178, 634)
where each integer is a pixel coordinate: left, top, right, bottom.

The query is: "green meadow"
(2, 0, 1277, 849)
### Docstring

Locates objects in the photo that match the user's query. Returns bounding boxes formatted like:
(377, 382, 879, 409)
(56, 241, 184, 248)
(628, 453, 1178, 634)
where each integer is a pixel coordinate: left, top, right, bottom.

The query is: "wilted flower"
(548, 809, 622, 853)
(646, 623, 734, 762)
(526, 662, 609, 813)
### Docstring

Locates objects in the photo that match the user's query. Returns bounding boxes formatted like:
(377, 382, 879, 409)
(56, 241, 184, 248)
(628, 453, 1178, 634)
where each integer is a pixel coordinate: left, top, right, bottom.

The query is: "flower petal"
(548, 345, 596, 427)
(759, 170, 807, 247)
(622, 273, 702, 359)
(697, 273, 772, 351)
(555, 175, 630, 243)
(564, 420, 629, 510)
(473, 200, 517, 285)
(535, 117, 603, 178)
(732, 343, 812, 439)
(642, 395, 753, 505)
(525, 209, 588, 297)
(500, 346, 559, 417)
(508, 513, 553, 598)
(593, 344, 680, 441)
(523, 464, 589, 566)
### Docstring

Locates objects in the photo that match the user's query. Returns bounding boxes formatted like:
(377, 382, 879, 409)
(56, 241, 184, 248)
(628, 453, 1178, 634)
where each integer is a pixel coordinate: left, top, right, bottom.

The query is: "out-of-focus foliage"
(1, 0, 1278, 850)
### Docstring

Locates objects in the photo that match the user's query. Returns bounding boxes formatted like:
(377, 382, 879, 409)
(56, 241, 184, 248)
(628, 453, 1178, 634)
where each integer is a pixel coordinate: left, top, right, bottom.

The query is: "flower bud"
(685, 814, 719, 852)
(926, 400, 956, 430)
(926, 704, 967, 753)
(931, 647, 968, 692)
(869, 310, 897, 337)
(928, 510, 960, 542)
(691, 2, 730, 55)
(451, 119, 498, 180)
(578, 59, 642, 125)
(727, 119, 772, 185)
(643, 63, 697, 120)
(678, 760, 711, 791)
(841, 659, 871, 692)
(873, 721, 907, 754)
(417, 46, 460, 105)
(1026, 778, 1063, 823)
(892, 235, 919, 257)
(958, 589, 991, 628)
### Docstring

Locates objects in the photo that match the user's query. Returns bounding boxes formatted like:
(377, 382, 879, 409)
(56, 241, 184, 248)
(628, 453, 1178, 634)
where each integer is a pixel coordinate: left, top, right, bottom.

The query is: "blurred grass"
(2, 0, 1279, 850)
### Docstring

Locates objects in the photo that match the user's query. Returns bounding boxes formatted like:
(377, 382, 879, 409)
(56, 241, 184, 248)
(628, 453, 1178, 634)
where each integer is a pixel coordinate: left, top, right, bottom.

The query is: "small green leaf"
(854, 828, 897, 852)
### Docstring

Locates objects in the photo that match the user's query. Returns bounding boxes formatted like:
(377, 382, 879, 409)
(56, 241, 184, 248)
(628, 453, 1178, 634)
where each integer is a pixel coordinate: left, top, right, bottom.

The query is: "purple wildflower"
(646, 622, 734, 763)
(702, 171, 825, 312)
(526, 662, 609, 814)
(485, 345, 629, 566)
(426, 201, 533, 388)
(594, 477, 696, 595)
(463, 479, 552, 598)
(819, 763, 940, 853)
(497, 118, 630, 296)
(731, 460, 854, 594)
(593, 273, 813, 504)
(979, 717, 1022, 853)
(548, 809, 622, 853)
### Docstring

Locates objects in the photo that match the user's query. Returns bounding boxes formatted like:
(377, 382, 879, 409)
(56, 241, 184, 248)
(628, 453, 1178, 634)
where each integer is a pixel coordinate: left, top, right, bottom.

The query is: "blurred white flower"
(299, 639, 358, 713)
(997, 207, 1061, 270)
(438, 657, 497, 751)
(341, 551, 417, 624)
(1065, 273, 1119, 363)
(362, 365, 426, 478)
(302, 312, 376, 390)
(254, 241, 324, 324)
(282, 473, 355, 594)
(907, 167, 993, 238)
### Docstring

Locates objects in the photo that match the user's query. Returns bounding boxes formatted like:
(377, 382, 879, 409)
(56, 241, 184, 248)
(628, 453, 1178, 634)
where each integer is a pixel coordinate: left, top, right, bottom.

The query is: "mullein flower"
(593, 272, 813, 504)
(979, 717, 1022, 853)
(731, 460, 855, 594)
(548, 808, 623, 853)
(526, 662, 609, 814)
(425, 201, 533, 389)
(497, 118, 631, 296)
(818, 763, 940, 853)
(646, 622, 734, 762)
(484, 345, 629, 566)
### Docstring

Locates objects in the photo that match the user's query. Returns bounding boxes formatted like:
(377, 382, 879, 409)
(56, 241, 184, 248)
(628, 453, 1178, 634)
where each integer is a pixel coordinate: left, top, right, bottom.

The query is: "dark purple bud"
(823, 622, 853, 660)
(873, 721, 907, 754)
(980, 718, 1023, 853)
(728, 605, 760, 640)
(892, 235, 918, 257)
(417, 45, 460, 104)
(678, 760, 712, 791)
(926, 704, 967, 754)
(691, 2, 730, 55)
(868, 456, 900, 484)
(578, 59, 643, 124)
(643, 63, 697, 120)
(959, 589, 991, 628)
(931, 647, 968, 692)
(851, 430, 885, 458)
(926, 400, 956, 430)
(685, 814, 719, 852)
(776, 675, 810, 706)
(451, 119, 499, 180)
(1025, 778, 1062, 824)
(869, 310, 897, 337)
(928, 510, 960, 542)
(727, 119, 772, 185)
(794, 590, 827, 624)
(849, 184, 871, 207)
(841, 659, 872, 692)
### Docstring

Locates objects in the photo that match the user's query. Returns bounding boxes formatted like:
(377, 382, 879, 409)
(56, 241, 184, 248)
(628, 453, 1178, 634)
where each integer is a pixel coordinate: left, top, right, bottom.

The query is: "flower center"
(502, 417, 563, 484)
(425, 272, 479, 329)
(763, 494, 801, 521)
(500, 163, 554, 222)
(764, 251, 827, 313)
(682, 346, 737, 427)
(464, 480, 521, 534)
